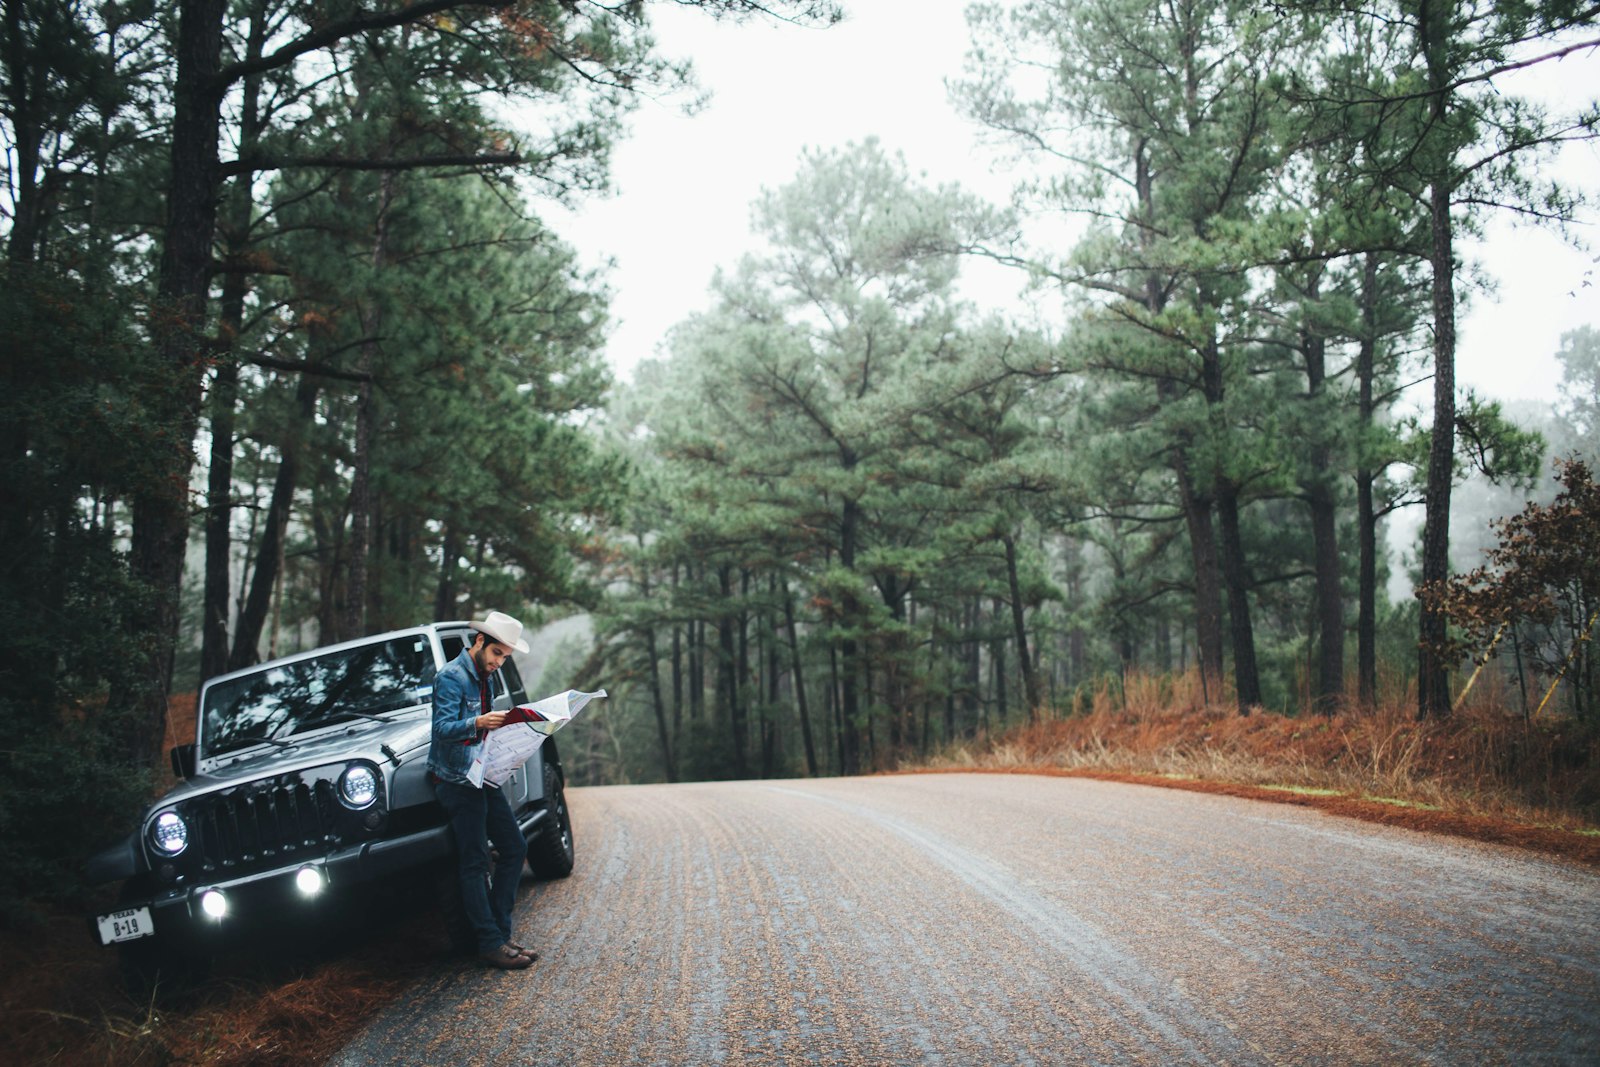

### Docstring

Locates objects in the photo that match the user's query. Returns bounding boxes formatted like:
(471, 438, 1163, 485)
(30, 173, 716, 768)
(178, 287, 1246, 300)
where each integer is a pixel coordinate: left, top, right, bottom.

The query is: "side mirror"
(170, 743, 196, 780)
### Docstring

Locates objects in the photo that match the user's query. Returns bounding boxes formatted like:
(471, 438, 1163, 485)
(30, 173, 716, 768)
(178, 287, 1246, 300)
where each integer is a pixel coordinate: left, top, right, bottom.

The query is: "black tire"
(525, 759, 575, 880)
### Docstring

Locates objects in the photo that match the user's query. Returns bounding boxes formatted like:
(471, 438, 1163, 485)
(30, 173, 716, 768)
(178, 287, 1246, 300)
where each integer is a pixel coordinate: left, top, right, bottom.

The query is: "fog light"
(200, 889, 228, 920)
(295, 865, 325, 897)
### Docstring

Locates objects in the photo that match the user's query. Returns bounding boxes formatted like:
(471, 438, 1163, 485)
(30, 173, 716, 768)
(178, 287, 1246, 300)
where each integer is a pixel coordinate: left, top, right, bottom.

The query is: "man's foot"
(509, 942, 540, 961)
(479, 944, 532, 970)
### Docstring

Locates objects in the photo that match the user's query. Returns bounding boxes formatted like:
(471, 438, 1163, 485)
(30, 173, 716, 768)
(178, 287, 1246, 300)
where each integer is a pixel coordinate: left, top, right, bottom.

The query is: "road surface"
(334, 773, 1600, 1065)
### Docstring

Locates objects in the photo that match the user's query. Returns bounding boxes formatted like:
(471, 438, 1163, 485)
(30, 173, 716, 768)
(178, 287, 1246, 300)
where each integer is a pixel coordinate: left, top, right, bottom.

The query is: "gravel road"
(332, 773, 1600, 1066)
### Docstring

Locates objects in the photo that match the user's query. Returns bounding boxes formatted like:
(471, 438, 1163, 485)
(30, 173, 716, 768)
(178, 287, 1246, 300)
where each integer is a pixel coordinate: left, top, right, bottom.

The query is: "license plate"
(96, 906, 154, 944)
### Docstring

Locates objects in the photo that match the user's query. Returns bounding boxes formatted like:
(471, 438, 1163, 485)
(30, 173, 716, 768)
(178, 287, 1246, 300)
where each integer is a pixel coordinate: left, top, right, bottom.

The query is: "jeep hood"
(158, 717, 433, 807)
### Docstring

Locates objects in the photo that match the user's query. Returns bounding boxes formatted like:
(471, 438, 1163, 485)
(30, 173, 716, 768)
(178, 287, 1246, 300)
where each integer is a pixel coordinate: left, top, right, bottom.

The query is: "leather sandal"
(509, 943, 540, 961)
(479, 944, 532, 970)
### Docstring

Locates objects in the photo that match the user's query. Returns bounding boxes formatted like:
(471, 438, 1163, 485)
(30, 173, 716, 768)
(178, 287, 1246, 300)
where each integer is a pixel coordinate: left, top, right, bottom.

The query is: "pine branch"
(220, 150, 521, 178)
(210, 0, 516, 91)
(245, 353, 373, 383)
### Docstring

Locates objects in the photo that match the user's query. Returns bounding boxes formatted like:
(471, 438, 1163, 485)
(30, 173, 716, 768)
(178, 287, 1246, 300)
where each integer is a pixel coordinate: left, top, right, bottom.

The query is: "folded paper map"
(470, 688, 606, 788)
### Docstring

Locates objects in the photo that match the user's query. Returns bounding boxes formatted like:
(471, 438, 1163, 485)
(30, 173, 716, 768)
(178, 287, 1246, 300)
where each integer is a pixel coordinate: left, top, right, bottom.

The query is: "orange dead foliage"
(921, 668, 1600, 868)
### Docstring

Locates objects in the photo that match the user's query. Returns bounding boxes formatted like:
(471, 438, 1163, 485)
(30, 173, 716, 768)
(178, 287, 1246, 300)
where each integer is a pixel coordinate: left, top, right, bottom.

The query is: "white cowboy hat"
(472, 610, 530, 654)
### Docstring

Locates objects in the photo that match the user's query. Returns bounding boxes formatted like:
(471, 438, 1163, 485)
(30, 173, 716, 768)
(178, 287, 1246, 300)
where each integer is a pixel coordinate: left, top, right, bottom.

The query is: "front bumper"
(95, 823, 453, 948)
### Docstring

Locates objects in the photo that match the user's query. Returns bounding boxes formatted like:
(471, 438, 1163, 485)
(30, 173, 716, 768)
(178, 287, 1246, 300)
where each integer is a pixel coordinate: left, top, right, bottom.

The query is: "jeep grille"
(189, 779, 342, 875)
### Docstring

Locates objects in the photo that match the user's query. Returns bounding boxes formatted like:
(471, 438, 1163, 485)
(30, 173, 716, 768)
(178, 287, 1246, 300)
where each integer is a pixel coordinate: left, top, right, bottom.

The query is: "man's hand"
(475, 710, 509, 731)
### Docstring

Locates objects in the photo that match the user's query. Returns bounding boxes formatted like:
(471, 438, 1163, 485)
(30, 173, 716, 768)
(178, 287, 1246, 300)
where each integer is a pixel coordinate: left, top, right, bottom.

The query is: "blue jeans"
(433, 777, 528, 954)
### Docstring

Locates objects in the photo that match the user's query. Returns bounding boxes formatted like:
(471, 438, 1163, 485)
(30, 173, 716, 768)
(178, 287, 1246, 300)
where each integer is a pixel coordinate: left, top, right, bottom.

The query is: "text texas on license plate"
(97, 906, 154, 944)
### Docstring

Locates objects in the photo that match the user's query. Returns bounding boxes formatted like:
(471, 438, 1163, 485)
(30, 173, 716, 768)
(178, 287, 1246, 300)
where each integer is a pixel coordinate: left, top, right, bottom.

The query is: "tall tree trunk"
(1175, 462, 1226, 701)
(233, 462, 262, 628)
(881, 575, 905, 753)
(1216, 479, 1261, 711)
(689, 599, 704, 723)
(1356, 252, 1381, 708)
(1198, 320, 1259, 713)
(434, 517, 460, 618)
(964, 596, 981, 733)
(862, 659, 877, 769)
(922, 606, 938, 757)
(782, 582, 819, 777)
(2, 0, 48, 264)
(838, 496, 863, 775)
(1001, 532, 1041, 721)
(637, 545, 677, 781)
(1307, 477, 1344, 711)
(644, 618, 677, 782)
(1110, 545, 1134, 669)
(717, 565, 747, 777)
(129, 0, 228, 767)
(1141, 135, 1224, 699)
(829, 643, 843, 774)
(1300, 281, 1345, 712)
(763, 575, 780, 777)
(1067, 570, 1086, 686)
(990, 598, 1007, 724)
(201, 354, 239, 682)
(1417, 179, 1457, 717)
(670, 564, 683, 739)
(738, 570, 753, 774)
(312, 493, 349, 644)
(231, 376, 318, 669)
(199, 1, 268, 684)
(1417, 2, 1458, 720)
(345, 170, 397, 638)
(345, 363, 372, 633)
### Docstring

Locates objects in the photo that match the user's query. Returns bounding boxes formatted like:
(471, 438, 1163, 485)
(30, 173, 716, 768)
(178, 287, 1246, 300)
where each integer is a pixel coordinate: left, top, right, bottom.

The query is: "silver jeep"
(86, 621, 574, 989)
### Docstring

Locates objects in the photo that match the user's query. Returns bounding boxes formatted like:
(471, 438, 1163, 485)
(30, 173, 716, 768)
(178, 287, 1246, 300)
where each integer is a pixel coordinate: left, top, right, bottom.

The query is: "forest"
(3, 0, 1599, 916)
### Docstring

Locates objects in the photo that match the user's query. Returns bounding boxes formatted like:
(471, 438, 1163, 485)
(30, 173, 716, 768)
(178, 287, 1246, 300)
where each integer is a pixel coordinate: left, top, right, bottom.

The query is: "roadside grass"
(924, 668, 1600, 855)
(0, 899, 450, 1066)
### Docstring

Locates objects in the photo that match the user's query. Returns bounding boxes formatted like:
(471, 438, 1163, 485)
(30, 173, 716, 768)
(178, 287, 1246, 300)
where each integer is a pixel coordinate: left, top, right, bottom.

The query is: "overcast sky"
(545, 1, 1600, 406)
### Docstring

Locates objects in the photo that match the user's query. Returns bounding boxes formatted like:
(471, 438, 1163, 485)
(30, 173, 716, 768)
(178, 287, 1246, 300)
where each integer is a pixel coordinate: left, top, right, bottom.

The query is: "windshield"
(202, 635, 435, 757)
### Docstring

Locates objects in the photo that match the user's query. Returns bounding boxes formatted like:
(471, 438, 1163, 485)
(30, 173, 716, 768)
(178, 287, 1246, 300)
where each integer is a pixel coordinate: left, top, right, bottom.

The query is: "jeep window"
(203, 636, 435, 756)
(500, 657, 524, 700)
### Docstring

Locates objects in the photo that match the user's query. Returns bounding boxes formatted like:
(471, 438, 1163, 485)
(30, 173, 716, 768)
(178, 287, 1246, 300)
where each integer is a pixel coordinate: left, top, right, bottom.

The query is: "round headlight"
(339, 764, 378, 809)
(150, 811, 188, 856)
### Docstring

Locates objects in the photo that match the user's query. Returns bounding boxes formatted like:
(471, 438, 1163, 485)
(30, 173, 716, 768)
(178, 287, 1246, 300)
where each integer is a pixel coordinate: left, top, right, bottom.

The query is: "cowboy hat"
(472, 610, 530, 654)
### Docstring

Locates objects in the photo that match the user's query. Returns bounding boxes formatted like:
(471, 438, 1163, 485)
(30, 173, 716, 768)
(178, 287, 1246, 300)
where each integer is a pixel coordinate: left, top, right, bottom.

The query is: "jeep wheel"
(526, 759, 575, 880)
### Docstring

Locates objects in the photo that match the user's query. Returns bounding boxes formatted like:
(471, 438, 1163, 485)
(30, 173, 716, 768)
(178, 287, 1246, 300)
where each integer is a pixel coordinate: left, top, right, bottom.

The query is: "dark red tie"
(477, 673, 490, 741)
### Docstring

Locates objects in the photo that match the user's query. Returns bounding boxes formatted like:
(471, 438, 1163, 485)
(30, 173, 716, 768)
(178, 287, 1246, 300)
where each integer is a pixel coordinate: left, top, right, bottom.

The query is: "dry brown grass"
(926, 668, 1600, 854)
(0, 904, 450, 1066)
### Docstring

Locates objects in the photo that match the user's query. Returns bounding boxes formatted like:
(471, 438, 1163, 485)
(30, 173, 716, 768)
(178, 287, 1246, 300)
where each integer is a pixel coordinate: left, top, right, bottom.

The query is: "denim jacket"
(428, 649, 489, 784)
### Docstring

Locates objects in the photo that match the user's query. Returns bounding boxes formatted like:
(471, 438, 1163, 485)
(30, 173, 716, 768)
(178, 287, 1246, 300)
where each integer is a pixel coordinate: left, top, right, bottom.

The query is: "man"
(429, 610, 536, 970)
